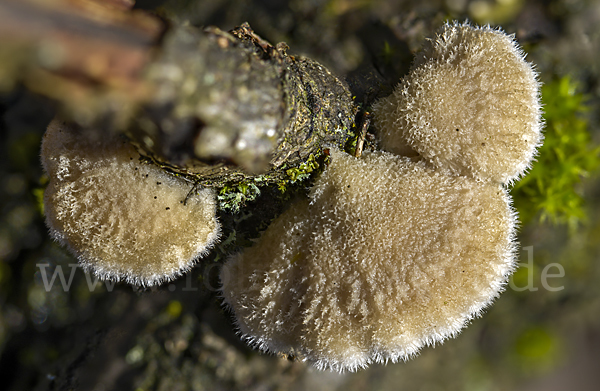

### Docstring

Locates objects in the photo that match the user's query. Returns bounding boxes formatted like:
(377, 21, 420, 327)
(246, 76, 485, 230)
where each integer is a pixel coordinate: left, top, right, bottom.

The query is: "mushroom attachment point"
(41, 119, 220, 286)
(221, 149, 517, 372)
(372, 22, 543, 184)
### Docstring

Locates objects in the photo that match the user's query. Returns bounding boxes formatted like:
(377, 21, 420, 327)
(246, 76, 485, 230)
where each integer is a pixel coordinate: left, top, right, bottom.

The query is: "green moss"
(33, 188, 45, 217)
(217, 181, 261, 212)
(344, 125, 359, 154)
(285, 153, 319, 183)
(277, 152, 331, 194)
(512, 76, 600, 230)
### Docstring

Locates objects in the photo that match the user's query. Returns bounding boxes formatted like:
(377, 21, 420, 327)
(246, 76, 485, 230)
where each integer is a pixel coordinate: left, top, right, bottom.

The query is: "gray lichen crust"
(221, 149, 517, 372)
(373, 22, 542, 184)
(41, 119, 220, 286)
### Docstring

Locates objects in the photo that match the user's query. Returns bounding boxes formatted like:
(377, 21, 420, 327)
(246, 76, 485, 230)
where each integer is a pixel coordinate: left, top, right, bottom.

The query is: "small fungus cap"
(221, 149, 517, 371)
(372, 22, 542, 184)
(42, 119, 220, 286)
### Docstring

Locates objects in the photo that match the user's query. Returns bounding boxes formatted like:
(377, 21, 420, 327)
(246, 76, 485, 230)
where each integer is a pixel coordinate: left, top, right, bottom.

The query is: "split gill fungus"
(41, 119, 220, 286)
(38, 18, 543, 372)
(220, 22, 542, 372)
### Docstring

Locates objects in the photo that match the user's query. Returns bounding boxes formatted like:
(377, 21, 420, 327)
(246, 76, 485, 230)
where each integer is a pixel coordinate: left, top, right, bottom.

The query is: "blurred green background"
(1, 0, 599, 390)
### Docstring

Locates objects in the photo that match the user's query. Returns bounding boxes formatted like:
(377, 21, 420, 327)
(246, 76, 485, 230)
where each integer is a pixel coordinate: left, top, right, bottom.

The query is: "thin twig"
(354, 111, 371, 157)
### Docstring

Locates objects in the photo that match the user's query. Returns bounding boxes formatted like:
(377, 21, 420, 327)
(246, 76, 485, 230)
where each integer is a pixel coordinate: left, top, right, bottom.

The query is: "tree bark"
(1, 0, 359, 211)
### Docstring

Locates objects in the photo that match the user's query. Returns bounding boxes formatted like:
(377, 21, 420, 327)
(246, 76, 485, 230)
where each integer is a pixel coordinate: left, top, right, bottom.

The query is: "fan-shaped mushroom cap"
(42, 119, 220, 286)
(372, 22, 542, 184)
(221, 149, 517, 371)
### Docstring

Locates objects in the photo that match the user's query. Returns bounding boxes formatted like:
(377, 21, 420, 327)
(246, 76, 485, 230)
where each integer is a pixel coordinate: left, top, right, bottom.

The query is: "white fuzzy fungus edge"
(372, 21, 543, 185)
(41, 119, 221, 287)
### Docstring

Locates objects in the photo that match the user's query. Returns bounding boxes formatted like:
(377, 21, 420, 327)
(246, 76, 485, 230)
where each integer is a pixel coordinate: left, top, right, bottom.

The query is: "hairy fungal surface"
(221, 149, 517, 371)
(373, 22, 542, 184)
(42, 119, 220, 286)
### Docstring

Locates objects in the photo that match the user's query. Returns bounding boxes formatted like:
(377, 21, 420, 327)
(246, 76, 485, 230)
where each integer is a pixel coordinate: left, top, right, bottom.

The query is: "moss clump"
(216, 154, 322, 212)
(217, 182, 261, 212)
(285, 153, 320, 183)
(512, 76, 600, 229)
(206, 151, 340, 212)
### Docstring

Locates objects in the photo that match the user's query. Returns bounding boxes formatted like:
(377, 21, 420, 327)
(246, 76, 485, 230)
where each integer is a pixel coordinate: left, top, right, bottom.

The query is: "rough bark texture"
(0, 0, 359, 211)
(132, 22, 357, 189)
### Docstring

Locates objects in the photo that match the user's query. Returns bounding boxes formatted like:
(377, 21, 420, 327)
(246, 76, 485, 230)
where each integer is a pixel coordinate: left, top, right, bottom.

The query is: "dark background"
(1, 0, 599, 390)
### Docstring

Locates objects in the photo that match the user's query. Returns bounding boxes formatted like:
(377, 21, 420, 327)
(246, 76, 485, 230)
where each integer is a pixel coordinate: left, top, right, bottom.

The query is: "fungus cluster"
(41, 119, 220, 286)
(221, 22, 542, 371)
